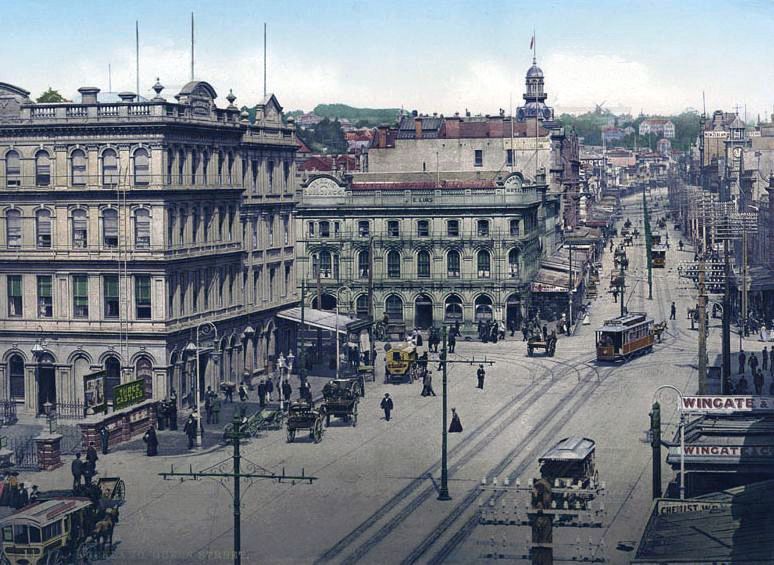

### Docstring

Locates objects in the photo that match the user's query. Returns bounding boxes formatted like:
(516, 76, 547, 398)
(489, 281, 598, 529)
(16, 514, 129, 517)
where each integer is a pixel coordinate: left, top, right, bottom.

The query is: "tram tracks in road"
(403, 361, 620, 565)
(318, 351, 594, 565)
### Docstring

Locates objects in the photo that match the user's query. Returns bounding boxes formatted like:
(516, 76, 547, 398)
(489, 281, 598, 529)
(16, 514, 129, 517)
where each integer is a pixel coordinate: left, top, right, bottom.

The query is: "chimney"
(118, 92, 137, 102)
(377, 125, 388, 148)
(78, 86, 100, 104)
(445, 116, 461, 138)
(415, 117, 423, 139)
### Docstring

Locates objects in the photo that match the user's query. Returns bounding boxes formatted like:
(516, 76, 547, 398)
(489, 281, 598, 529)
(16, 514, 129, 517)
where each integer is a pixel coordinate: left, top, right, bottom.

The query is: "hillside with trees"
(312, 104, 401, 127)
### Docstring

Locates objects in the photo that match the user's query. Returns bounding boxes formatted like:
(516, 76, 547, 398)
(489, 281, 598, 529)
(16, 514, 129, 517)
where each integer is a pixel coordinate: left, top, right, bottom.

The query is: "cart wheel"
(314, 421, 323, 443)
(325, 413, 330, 428)
(527, 347, 533, 357)
(43, 549, 64, 565)
(352, 407, 358, 427)
(287, 429, 295, 443)
(78, 539, 99, 563)
(113, 479, 126, 503)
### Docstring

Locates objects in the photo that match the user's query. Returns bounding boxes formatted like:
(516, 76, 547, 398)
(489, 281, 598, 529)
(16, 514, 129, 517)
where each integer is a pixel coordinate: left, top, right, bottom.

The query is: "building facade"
(0, 80, 297, 414)
(295, 171, 559, 334)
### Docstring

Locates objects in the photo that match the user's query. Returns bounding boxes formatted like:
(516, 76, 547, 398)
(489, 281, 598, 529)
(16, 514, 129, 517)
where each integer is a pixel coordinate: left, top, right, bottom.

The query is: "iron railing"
(0, 401, 17, 426)
(9, 437, 38, 471)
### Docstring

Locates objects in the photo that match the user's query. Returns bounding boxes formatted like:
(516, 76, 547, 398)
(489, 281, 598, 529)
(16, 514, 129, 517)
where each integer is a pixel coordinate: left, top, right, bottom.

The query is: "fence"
(9, 436, 38, 471)
(0, 401, 17, 426)
(54, 402, 87, 420)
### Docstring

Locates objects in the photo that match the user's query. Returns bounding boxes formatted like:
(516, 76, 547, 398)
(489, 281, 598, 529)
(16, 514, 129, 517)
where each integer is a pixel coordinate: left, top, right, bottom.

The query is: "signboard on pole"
(680, 395, 774, 414)
(83, 371, 107, 415)
(113, 379, 146, 410)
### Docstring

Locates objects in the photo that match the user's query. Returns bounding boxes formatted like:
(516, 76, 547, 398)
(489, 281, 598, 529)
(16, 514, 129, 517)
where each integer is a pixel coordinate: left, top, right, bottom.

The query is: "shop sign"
(83, 371, 107, 415)
(680, 395, 774, 414)
(679, 445, 774, 458)
(656, 499, 731, 514)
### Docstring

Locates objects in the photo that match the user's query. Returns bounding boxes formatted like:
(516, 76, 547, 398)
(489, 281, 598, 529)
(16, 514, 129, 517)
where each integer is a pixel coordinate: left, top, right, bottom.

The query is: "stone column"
(35, 433, 63, 471)
(24, 365, 37, 413)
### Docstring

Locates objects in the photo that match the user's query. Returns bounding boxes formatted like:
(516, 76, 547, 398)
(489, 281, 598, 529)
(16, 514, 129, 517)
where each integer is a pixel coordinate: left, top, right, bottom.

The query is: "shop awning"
(530, 248, 587, 293)
(277, 307, 371, 334)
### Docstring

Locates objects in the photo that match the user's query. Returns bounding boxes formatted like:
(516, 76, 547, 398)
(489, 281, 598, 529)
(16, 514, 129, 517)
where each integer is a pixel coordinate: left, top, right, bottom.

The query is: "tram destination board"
(113, 379, 146, 410)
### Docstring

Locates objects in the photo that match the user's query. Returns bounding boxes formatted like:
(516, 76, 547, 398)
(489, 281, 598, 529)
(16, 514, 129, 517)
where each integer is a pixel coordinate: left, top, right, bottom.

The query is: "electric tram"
(651, 231, 662, 246)
(596, 312, 655, 362)
(651, 244, 667, 268)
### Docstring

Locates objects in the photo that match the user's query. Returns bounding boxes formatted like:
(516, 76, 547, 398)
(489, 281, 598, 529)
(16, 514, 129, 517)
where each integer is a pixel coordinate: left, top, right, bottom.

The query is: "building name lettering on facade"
(704, 131, 729, 139)
(656, 500, 731, 514)
(680, 395, 774, 413)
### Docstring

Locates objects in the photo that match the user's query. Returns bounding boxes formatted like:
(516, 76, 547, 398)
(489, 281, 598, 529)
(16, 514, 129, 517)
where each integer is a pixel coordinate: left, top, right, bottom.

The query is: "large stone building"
(0, 80, 297, 414)
(295, 170, 559, 334)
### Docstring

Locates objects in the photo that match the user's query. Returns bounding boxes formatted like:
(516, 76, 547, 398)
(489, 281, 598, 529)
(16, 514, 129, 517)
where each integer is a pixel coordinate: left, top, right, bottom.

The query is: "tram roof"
(539, 436, 596, 462)
(652, 244, 668, 252)
(0, 498, 92, 528)
(599, 312, 652, 331)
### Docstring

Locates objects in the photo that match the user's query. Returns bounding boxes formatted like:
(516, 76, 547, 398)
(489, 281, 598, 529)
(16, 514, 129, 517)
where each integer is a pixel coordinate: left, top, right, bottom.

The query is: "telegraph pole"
(160, 414, 317, 565)
(697, 255, 708, 393)
(722, 240, 731, 393)
(643, 186, 653, 300)
(299, 280, 306, 385)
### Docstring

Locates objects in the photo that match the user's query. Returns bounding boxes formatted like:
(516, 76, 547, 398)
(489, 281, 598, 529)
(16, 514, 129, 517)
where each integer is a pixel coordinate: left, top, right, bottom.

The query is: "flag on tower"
(530, 34, 534, 49)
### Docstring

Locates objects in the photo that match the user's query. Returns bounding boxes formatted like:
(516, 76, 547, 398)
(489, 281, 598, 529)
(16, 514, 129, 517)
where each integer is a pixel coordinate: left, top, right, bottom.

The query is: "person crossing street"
(670, 302, 676, 320)
(380, 393, 394, 421)
(476, 364, 485, 390)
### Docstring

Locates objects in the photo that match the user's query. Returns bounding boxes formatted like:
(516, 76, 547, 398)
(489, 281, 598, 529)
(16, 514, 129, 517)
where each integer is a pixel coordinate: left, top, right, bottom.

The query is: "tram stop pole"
(649, 401, 662, 499)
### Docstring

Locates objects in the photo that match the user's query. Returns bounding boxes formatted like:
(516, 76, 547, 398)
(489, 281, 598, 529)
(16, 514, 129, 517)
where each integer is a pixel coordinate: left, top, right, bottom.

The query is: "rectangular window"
(7, 275, 22, 317)
(73, 275, 89, 318)
(6, 154, 20, 188)
(103, 275, 119, 319)
(387, 220, 400, 237)
(268, 161, 274, 191)
(387, 253, 401, 278)
(308, 222, 315, 237)
(417, 253, 430, 278)
(37, 213, 51, 248)
(358, 221, 370, 237)
(203, 271, 210, 310)
(477, 219, 490, 237)
(103, 213, 118, 248)
(417, 220, 429, 237)
(6, 212, 21, 249)
(192, 272, 199, 312)
(252, 220, 258, 248)
(268, 217, 274, 246)
(358, 251, 369, 278)
(284, 264, 291, 297)
(474, 149, 483, 167)
(447, 220, 459, 237)
(284, 218, 290, 245)
(447, 253, 460, 278)
(334, 222, 340, 237)
(135, 275, 152, 319)
(269, 268, 275, 301)
(319, 221, 330, 238)
(506, 149, 513, 167)
(510, 219, 520, 236)
(37, 276, 52, 318)
(72, 212, 88, 249)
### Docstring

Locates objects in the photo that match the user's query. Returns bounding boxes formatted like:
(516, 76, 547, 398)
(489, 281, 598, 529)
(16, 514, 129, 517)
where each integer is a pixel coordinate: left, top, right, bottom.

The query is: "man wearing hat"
(477, 364, 486, 390)
(380, 393, 394, 421)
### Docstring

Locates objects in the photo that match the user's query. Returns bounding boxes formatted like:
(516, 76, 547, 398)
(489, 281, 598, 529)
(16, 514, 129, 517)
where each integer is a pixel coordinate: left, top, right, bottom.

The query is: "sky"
(4, 0, 774, 119)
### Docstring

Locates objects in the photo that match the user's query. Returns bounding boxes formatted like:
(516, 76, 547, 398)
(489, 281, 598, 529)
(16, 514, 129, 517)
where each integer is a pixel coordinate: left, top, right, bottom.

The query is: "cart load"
(527, 332, 557, 357)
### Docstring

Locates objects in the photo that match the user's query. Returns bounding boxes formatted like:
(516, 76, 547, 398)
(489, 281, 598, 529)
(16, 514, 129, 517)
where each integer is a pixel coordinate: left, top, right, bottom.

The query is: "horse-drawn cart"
(321, 379, 359, 427)
(527, 333, 557, 357)
(286, 401, 324, 443)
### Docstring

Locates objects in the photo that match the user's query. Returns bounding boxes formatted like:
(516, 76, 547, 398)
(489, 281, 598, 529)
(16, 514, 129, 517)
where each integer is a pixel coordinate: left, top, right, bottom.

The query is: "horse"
(93, 507, 119, 554)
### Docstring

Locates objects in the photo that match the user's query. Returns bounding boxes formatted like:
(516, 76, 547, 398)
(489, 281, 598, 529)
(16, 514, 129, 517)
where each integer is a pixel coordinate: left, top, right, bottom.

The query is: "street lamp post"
(438, 325, 451, 501)
(335, 286, 352, 380)
(651, 385, 686, 500)
(191, 321, 218, 448)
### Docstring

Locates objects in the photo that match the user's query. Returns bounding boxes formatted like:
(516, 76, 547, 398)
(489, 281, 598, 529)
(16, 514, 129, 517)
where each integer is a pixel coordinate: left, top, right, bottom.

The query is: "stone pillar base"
(35, 433, 63, 471)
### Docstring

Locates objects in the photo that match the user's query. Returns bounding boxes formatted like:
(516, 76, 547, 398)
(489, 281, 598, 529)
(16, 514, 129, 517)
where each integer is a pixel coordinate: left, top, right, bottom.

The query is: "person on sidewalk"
(753, 368, 764, 395)
(449, 408, 463, 433)
(85, 442, 98, 477)
(212, 395, 221, 424)
(143, 426, 158, 457)
(99, 425, 110, 455)
(762, 347, 769, 373)
(477, 364, 486, 390)
(71, 453, 83, 491)
(183, 413, 202, 450)
(380, 393, 394, 421)
(448, 331, 457, 354)
(670, 302, 676, 320)
(266, 377, 274, 402)
(750, 353, 759, 375)
(258, 380, 267, 408)
(739, 350, 746, 375)
(204, 387, 214, 424)
(422, 371, 437, 397)
(238, 384, 249, 402)
(282, 379, 292, 406)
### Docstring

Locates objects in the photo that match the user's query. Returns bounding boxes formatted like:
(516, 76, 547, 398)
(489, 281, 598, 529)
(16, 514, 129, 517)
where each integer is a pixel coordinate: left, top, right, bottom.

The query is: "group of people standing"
(735, 347, 774, 395)
(0, 472, 38, 508)
(71, 441, 101, 488)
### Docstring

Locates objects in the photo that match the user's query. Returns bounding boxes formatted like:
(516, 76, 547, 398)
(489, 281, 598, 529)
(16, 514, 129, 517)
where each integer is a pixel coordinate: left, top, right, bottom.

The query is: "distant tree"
(36, 88, 66, 103)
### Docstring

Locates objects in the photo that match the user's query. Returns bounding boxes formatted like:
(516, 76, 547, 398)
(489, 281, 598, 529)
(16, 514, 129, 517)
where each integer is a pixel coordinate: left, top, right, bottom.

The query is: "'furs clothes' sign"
(680, 396, 774, 414)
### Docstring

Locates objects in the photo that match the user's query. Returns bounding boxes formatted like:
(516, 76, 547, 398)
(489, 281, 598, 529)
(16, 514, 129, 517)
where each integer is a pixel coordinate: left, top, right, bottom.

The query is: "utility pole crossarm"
(159, 469, 317, 483)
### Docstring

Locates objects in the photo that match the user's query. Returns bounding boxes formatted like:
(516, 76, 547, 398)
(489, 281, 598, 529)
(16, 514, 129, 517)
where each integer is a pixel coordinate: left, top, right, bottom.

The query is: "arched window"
(358, 249, 370, 278)
(166, 149, 174, 184)
(445, 294, 463, 323)
(134, 148, 150, 186)
(177, 149, 186, 185)
(190, 150, 199, 185)
(477, 250, 491, 278)
(134, 209, 151, 249)
(102, 208, 118, 248)
(475, 295, 493, 322)
(317, 250, 338, 279)
(447, 250, 460, 278)
(6, 209, 21, 248)
(36, 209, 52, 248)
(8, 354, 25, 401)
(102, 149, 118, 187)
(387, 250, 401, 278)
(227, 153, 234, 184)
(202, 152, 210, 184)
(5, 150, 20, 188)
(356, 294, 369, 319)
(72, 209, 88, 248)
(104, 356, 121, 403)
(35, 151, 51, 187)
(417, 250, 431, 278)
(191, 208, 199, 244)
(508, 249, 520, 278)
(217, 152, 224, 184)
(71, 149, 87, 186)
(136, 356, 153, 399)
(385, 295, 404, 322)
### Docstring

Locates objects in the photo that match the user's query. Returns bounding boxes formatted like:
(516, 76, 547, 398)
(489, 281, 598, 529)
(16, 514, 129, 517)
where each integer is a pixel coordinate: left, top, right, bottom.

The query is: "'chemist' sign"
(680, 396, 774, 414)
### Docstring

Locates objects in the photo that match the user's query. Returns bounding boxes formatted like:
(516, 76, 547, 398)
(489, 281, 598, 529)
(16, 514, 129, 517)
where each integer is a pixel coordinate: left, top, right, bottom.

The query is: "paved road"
(24, 187, 712, 564)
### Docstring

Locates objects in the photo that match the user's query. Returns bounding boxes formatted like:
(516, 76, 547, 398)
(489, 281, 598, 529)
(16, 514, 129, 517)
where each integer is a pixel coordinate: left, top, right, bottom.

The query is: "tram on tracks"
(651, 231, 663, 246)
(651, 244, 667, 268)
(595, 312, 655, 362)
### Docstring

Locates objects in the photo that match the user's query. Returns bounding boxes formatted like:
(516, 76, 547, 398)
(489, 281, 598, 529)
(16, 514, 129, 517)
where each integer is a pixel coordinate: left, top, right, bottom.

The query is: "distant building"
(606, 148, 636, 168)
(298, 154, 362, 173)
(601, 127, 625, 143)
(623, 126, 636, 136)
(656, 138, 672, 155)
(639, 119, 675, 139)
(297, 112, 322, 127)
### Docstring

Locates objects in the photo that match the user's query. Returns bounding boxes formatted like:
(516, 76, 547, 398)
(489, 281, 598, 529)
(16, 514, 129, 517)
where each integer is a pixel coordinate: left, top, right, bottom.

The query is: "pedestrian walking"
(762, 347, 769, 372)
(612, 289, 619, 303)
(258, 380, 267, 408)
(168, 397, 178, 430)
(204, 387, 214, 424)
(225, 384, 234, 403)
(522, 323, 529, 342)
(448, 331, 456, 353)
(85, 442, 98, 476)
(71, 453, 84, 491)
(453, 320, 460, 337)
(143, 426, 159, 456)
(477, 364, 486, 390)
(99, 425, 110, 455)
(754, 368, 764, 395)
(739, 350, 746, 374)
(238, 384, 248, 402)
(415, 331, 423, 348)
(266, 377, 274, 402)
(282, 379, 292, 405)
(212, 395, 221, 424)
(750, 353, 759, 375)
(509, 318, 517, 337)
(670, 302, 676, 320)
(449, 408, 463, 433)
(380, 393, 394, 421)
(183, 413, 200, 450)
(422, 371, 437, 397)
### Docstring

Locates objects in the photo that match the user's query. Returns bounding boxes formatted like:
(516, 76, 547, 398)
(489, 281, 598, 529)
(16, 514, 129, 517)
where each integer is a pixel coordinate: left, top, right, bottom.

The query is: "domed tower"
(517, 58, 554, 122)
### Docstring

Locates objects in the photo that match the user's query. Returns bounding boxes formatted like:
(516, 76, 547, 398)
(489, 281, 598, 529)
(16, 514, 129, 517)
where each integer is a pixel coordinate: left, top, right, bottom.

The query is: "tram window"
(28, 527, 41, 543)
(13, 525, 28, 544)
(2, 527, 11, 543)
(42, 521, 61, 541)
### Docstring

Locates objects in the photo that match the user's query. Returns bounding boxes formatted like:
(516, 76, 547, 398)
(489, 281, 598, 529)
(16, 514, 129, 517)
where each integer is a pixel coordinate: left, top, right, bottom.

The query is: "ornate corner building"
(0, 80, 297, 414)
